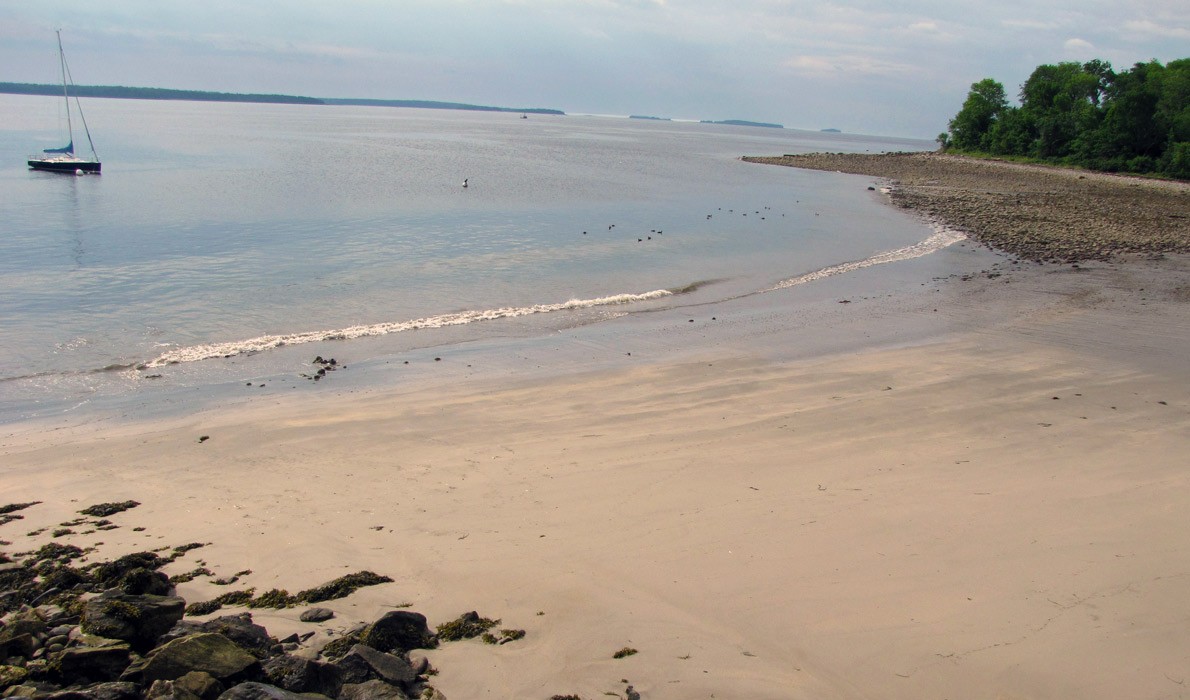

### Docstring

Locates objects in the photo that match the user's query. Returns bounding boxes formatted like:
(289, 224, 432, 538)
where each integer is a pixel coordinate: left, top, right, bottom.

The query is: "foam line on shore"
(144, 229, 965, 369)
(767, 227, 967, 291)
(143, 290, 675, 367)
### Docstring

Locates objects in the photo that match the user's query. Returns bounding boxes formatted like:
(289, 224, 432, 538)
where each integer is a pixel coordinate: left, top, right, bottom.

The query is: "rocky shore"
(743, 152, 1190, 262)
(0, 501, 569, 700)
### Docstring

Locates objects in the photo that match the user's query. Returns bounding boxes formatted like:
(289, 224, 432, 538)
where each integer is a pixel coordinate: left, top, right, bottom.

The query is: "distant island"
(320, 98, 562, 115)
(821, 128, 842, 133)
(0, 82, 563, 114)
(1, 81, 786, 125)
(700, 119, 784, 129)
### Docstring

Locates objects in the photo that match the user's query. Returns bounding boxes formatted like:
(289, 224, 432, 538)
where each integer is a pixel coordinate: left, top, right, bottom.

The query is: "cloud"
(1063, 37, 1095, 53)
(1121, 19, 1190, 39)
(782, 53, 914, 78)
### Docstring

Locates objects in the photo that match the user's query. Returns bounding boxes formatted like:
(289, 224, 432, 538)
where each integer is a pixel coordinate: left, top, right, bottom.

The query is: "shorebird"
(462, 178, 469, 188)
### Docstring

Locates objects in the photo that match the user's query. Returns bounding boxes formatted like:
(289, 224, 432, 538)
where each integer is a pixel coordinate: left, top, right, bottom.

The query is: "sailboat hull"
(28, 157, 101, 173)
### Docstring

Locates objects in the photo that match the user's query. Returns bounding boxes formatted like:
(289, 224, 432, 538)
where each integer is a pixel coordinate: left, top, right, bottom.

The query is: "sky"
(1, 0, 1187, 138)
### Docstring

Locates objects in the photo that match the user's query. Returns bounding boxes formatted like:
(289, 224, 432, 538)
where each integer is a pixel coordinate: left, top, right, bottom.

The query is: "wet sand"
(2, 160, 1189, 699)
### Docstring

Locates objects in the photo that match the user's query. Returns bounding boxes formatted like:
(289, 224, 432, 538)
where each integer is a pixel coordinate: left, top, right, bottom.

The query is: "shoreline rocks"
(743, 152, 1190, 263)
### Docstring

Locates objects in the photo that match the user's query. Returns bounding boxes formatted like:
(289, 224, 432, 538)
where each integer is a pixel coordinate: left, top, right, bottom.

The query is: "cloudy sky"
(1, 0, 1186, 137)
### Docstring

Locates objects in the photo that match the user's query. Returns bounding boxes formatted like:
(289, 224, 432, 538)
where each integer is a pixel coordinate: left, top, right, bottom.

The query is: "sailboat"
(28, 31, 101, 174)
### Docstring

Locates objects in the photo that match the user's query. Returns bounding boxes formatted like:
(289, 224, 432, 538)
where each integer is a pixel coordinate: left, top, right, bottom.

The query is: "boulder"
(336, 680, 410, 700)
(174, 671, 224, 700)
(334, 646, 414, 687)
(140, 633, 260, 684)
(216, 681, 328, 700)
(356, 613, 435, 655)
(0, 617, 46, 658)
(197, 615, 274, 659)
(144, 679, 202, 700)
(82, 593, 185, 651)
(262, 656, 342, 698)
(54, 644, 133, 683)
(298, 609, 334, 624)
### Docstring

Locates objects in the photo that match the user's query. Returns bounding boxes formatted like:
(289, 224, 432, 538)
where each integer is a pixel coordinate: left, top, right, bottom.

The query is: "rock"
(39, 682, 142, 700)
(299, 608, 334, 623)
(173, 671, 224, 700)
(405, 653, 430, 676)
(140, 633, 261, 684)
(0, 632, 35, 659)
(54, 644, 133, 683)
(356, 613, 435, 655)
(336, 680, 410, 700)
(82, 593, 185, 652)
(0, 665, 30, 688)
(0, 616, 47, 658)
(261, 655, 342, 697)
(334, 646, 414, 687)
(144, 679, 202, 700)
(197, 615, 274, 659)
(215, 681, 325, 700)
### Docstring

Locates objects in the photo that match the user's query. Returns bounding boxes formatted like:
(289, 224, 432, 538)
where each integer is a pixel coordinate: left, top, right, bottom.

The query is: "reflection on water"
(0, 94, 937, 418)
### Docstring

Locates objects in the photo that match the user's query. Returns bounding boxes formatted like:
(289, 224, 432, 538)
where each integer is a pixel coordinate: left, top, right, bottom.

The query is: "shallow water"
(0, 95, 943, 422)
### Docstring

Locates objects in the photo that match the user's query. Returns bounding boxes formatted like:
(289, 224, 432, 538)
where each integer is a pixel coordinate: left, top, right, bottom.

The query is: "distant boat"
(28, 31, 101, 174)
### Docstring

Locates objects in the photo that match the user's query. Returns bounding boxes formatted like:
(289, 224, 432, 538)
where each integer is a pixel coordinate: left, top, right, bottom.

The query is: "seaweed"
(612, 647, 638, 659)
(481, 628, 525, 645)
(168, 567, 214, 584)
(435, 612, 499, 641)
(169, 542, 206, 559)
(78, 501, 140, 517)
(318, 633, 361, 660)
(246, 588, 294, 609)
(183, 589, 256, 617)
(295, 570, 392, 603)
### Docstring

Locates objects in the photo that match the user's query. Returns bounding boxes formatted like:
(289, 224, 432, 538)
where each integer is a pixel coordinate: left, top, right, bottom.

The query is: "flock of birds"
(460, 177, 811, 243)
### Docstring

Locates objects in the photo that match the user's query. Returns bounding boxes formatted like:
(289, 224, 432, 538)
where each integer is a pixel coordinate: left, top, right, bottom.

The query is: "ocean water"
(0, 94, 946, 423)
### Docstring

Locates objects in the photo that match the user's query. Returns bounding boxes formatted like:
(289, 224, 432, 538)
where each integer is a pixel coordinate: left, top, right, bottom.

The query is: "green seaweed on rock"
(436, 612, 499, 641)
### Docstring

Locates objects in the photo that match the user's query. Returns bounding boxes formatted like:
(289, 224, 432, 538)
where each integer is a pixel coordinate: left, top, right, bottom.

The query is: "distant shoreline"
(0, 81, 563, 114)
(744, 151, 1190, 262)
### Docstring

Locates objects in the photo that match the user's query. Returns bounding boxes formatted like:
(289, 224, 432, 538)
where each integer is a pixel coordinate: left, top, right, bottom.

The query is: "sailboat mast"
(56, 30, 75, 153)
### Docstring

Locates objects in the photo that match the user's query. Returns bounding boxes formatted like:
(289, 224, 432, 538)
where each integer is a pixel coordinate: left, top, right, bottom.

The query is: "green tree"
(1019, 62, 1107, 158)
(947, 78, 1008, 150)
(943, 57, 1188, 178)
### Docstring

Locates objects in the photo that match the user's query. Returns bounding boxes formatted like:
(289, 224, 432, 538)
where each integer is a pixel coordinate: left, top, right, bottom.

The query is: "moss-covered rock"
(358, 611, 436, 654)
(140, 633, 261, 684)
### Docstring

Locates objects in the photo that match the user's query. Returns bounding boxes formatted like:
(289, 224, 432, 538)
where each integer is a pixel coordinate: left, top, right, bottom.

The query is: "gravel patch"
(743, 152, 1190, 263)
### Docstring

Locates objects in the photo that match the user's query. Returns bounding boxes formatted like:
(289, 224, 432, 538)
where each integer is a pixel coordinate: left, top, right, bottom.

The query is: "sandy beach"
(3, 157, 1189, 699)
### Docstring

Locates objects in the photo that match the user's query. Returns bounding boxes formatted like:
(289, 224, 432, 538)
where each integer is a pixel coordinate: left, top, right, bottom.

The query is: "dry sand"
(3, 160, 1189, 699)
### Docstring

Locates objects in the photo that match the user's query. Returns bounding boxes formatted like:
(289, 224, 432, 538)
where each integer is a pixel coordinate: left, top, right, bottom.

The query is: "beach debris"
(79, 500, 141, 517)
(481, 628, 525, 645)
(613, 646, 639, 659)
(302, 356, 344, 382)
(0, 502, 41, 527)
(435, 611, 499, 641)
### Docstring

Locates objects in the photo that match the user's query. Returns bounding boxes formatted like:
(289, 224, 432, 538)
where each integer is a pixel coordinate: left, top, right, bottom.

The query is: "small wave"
(768, 226, 966, 291)
(145, 289, 675, 367)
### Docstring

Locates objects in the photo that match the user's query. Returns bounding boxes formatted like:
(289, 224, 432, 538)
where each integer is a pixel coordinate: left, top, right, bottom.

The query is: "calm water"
(0, 94, 940, 422)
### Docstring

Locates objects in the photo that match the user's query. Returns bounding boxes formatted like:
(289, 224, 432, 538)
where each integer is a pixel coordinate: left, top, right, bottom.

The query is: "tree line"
(939, 58, 1188, 179)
